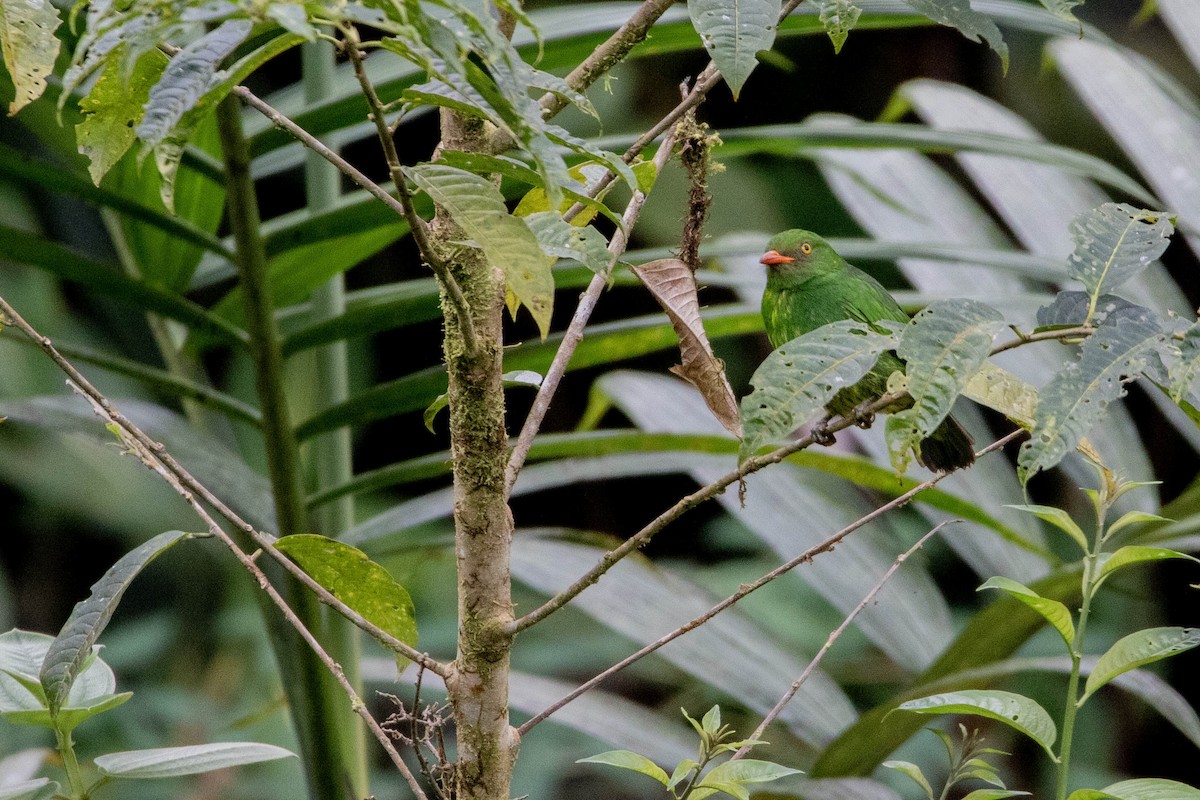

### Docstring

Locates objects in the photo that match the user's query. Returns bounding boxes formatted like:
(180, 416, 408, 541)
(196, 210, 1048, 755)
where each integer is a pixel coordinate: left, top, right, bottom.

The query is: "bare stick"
(504, 126, 679, 496)
(513, 432, 1019, 735)
(340, 26, 479, 357)
(0, 295, 448, 678)
(228, 81, 478, 357)
(732, 521, 956, 758)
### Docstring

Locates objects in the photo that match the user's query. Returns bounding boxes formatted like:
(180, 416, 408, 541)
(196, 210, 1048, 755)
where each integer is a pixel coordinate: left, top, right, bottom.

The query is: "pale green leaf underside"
(1082, 627, 1200, 703)
(0, 0, 60, 114)
(0, 777, 58, 800)
(1097, 778, 1200, 800)
(1097, 546, 1199, 586)
(739, 319, 898, 461)
(699, 758, 803, 787)
(408, 162, 554, 337)
(577, 750, 669, 786)
(898, 689, 1057, 757)
(40, 530, 194, 714)
(817, 0, 862, 53)
(978, 576, 1074, 648)
(902, 0, 1008, 71)
(1038, 0, 1083, 21)
(689, 0, 779, 98)
(1067, 203, 1175, 319)
(94, 742, 295, 778)
(524, 211, 612, 274)
(884, 760, 935, 800)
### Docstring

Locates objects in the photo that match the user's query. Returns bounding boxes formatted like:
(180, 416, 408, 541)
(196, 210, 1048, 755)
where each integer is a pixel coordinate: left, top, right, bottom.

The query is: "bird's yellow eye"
(801, 242, 813, 254)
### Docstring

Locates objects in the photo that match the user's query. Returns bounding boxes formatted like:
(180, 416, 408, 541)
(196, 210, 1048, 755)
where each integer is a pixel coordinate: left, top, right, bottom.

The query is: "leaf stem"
(56, 726, 86, 799)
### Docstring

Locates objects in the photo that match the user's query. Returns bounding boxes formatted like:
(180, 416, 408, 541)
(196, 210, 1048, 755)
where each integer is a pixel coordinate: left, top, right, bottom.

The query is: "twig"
(513, 432, 1019, 735)
(731, 521, 957, 758)
(341, 26, 479, 357)
(228, 81, 478, 356)
(0, 294, 448, 678)
(990, 324, 1093, 356)
(504, 126, 679, 496)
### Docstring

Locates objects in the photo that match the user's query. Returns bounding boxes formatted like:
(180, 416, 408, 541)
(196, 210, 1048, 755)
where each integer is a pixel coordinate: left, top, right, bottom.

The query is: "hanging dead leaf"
(631, 258, 743, 437)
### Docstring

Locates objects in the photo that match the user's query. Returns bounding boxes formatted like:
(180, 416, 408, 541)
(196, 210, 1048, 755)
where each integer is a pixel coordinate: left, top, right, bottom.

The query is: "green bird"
(759, 229, 975, 472)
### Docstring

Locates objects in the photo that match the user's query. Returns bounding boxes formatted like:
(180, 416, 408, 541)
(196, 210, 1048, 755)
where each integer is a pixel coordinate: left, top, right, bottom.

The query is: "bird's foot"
(811, 417, 836, 446)
(852, 401, 876, 429)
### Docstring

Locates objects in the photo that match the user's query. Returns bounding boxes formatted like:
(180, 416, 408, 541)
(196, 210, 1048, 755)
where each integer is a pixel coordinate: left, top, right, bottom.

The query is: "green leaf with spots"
(817, 0, 862, 53)
(1066, 204, 1175, 323)
(274, 534, 418, 672)
(524, 211, 612, 273)
(0, 0, 60, 114)
(898, 690, 1056, 758)
(1081, 628, 1200, 704)
(1096, 546, 1199, 589)
(77, 48, 168, 185)
(1095, 779, 1200, 800)
(689, 0, 779, 98)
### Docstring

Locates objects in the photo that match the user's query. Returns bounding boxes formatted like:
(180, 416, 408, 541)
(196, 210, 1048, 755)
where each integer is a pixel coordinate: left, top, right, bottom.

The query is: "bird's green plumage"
(760, 229, 975, 472)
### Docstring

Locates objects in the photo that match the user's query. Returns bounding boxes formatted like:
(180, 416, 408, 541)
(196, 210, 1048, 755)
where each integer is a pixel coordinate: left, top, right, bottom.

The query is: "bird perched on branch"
(759, 229, 975, 472)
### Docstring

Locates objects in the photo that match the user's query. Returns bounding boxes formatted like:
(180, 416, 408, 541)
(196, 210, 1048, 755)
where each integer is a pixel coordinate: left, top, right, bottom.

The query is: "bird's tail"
(918, 415, 976, 473)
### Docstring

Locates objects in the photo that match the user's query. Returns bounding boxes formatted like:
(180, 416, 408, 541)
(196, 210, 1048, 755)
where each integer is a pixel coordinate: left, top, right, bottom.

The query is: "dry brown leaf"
(631, 258, 743, 437)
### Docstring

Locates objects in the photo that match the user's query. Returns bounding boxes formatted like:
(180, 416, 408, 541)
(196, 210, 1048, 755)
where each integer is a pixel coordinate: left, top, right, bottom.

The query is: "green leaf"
(961, 791, 1031, 800)
(577, 750, 670, 786)
(883, 760, 935, 800)
(1018, 317, 1168, 485)
(0, 631, 131, 732)
(1066, 204, 1175, 322)
(816, 0, 862, 52)
(1036, 292, 1150, 330)
(76, 48, 168, 185)
(524, 211, 612, 274)
(266, 3, 316, 39)
(978, 576, 1074, 649)
(1067, 791, 1120, 800)
(137, 20, 253, 146)
(669, 759, 700, 790)
(1168, 321, 1200, 404)
(94, 742, 296, 778)
(886, 299, 1003, 471)
(0, 0, 60, 114)
(901, 0, 1008, 71)
(1097, 546, 1199, 586)
(1037, 0, 1083, 21)
(0, 778, 58, 800)
(689, 0, 779, 99)
(274, 535, 418, 671)
(1005, 504, 1089, 552)
(739, 319, 900, 462)
(40, 530, 195, 714)
(701, 704, 721, 734)
(1098, 779, 1200, 800)
(451, 152, 622, 228)
(700, 759, 804, 787)
(407, 162, 554, 337)
(897, 690, 1057, 758)
(1081, 627, 1200, 704)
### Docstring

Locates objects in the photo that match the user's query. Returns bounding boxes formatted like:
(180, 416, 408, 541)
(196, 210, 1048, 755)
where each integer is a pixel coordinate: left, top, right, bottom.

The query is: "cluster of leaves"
(580, 705, 801, 799)
(885, 725, 1026, 800)
(898, 464, 1199, 800)
(740, 202, 1191, 483)
(0, 534, 293, 800)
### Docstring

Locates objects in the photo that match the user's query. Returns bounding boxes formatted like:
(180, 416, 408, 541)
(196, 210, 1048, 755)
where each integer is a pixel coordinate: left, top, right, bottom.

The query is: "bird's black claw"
(811, 422, 836, 446)
(852, 402, 876, 429)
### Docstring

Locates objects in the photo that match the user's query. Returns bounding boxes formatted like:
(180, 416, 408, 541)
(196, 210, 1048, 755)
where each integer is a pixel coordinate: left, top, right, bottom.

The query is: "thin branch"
(0, 295, 449, 679)
(228, 81, 478, 356)
(990, 324, 1093, 356)
(341, 26, 479, 357)
(513, 432, 1019, 736)
(732, 521, 957, 758)
(504, 126, 679, 496)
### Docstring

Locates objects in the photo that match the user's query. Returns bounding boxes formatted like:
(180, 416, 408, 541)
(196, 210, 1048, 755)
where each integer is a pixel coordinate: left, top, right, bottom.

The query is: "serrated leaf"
(0, 0, 61, 114)
(1099, 779, 1200, 800)
(40, 530, 194, 714)
(978, 576, 1074, 649)
(739, 319, 899, 461)
(1081, 628, 1200, 704)
(886, 299, 1003, 470)
(632, 258, 742, 437)
(408, 163, 554, 337)
(136, 19, 252, 146)
(0, 778, 58, 800)
(1018, 317, 1168, 485)
(883, 760, 934, 800)
(1066, 204, 1175, 322)
(1005, 504, 1089, 552)
(274, 534, 418, 672)
(817, 0, 862, 53)
(898, 690, 1057, 758)
(577, 750, 669, 786)
(77, 48, 168, 185)
(688, 0, 778, 99)
(1096, 546, 1198, 587)
(524, 211, 612, 274)
(902, 0, 1008, 72)
(94, 742, 295, 778)
(700, 759, 804, 786)
(1036, 292, 1152, 330)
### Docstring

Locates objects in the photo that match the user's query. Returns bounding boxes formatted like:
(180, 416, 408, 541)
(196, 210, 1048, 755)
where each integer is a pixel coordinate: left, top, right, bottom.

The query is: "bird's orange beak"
(760, 250, 794, 266)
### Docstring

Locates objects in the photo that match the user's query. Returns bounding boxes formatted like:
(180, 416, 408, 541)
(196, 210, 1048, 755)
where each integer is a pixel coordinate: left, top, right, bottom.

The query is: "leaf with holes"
(740, 320, 899, 461)
(1066, 204, 1175, 323)
(1018, 317, 1168, 485)
(633, 258, 742, 437)
(902, 0, 1008, 72)
(688, 0, 779, 99)
(886, 299, 1003, 471)
(77, 48, 168, 185)
(1169, 320, 1200, 404)
(978, 576, 1074, 649)
(898, 690, 1056, 758)
(1036, 292, 1154, 331)
(1081, 628, 1200, 704)
(523, 211, 612, 274)
(0, 0, 60, 114)
(408, 163, 554, 337)
(274, 535, 418, 672)
(817, 0, 862, 53)
(40, 531, 194, 715)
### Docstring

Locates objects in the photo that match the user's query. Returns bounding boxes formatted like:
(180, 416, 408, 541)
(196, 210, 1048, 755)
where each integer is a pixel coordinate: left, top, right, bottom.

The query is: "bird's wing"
(839, 265, 911, 329)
